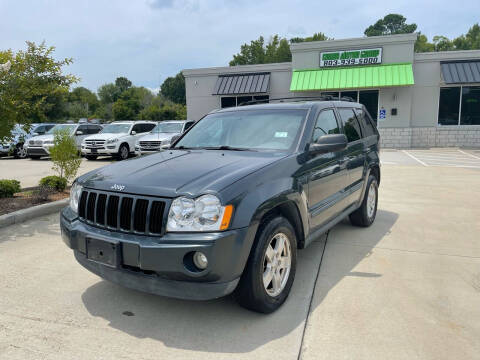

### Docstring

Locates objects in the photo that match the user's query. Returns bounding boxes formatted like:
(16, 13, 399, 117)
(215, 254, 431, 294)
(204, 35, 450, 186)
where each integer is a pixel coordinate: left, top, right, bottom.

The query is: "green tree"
(229, 36, 292, 66)
(0, 41, 78, 139)
(364, 14, 417, 37)
(66, 86, 99, 117)
(139, 103, 186, 121)
(115, 76, 132, 93)
(453, 24, 480, 50)
(49, 129, 82, 183)
(414, 33, 435, 52)
(433, 36, 454, 51)
(290, 32, 330, 43)
(98, 83, 121, 104)
(160, 72, 186, 105)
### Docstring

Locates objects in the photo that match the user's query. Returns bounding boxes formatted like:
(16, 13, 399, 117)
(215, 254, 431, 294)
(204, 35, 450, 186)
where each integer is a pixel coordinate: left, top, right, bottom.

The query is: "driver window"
(131, 124, 142, 133)
(77, 125, 89, 134)
(312, 109, 340, 143)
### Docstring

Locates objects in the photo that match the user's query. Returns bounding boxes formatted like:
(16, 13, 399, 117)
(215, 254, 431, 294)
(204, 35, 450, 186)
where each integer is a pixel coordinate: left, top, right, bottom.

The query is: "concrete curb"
(0, 198, 69, 229)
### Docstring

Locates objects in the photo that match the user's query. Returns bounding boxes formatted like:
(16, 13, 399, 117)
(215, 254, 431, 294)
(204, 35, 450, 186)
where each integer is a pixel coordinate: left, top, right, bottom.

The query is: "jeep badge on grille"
(111, 184, 125, 191)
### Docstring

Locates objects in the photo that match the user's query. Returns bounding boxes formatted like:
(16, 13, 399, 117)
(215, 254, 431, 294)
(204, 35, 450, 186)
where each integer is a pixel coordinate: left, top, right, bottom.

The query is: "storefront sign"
(320, 48, 382, 67)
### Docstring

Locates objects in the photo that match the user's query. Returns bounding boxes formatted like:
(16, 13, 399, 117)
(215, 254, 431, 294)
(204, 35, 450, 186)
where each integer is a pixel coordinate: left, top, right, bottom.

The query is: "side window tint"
(77, 125, 89, 134)
(312, 109, 340, 143)
(185, 122, 194, 131)
(145, 123, 156, 132)
(354, 108, 376, 137)
(338, 108, 362, 142)
(35, 126, 45, 134)
(131, 124, 142, 133)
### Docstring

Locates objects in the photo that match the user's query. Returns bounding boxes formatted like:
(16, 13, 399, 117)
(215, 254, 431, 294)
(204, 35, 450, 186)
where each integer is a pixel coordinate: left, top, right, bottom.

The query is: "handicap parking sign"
(379, 108, 386, 120)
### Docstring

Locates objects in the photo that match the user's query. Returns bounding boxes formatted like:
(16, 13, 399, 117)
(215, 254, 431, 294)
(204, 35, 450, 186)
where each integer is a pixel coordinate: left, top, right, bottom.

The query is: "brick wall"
(378, 126, 480, 148)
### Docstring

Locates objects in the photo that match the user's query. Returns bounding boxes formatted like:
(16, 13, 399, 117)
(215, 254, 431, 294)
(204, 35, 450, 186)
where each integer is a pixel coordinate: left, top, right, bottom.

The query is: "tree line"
(0, 42, 186, 139)
(229, 14, 480, 65)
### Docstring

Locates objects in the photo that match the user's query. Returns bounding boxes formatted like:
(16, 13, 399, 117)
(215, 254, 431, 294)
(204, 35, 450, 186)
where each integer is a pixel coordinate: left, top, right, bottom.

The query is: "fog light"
(193, 252, 208, 270)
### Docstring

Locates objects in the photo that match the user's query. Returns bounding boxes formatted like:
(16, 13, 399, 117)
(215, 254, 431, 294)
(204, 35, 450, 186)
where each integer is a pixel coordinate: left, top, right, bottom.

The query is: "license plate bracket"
(86, 237, 119, 267)
(91, 148, 98, 153)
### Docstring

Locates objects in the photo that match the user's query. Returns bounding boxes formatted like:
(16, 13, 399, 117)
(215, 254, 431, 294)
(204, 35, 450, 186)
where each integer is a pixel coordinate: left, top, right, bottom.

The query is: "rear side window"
(338, 108, 362, 142)
(312, 109, 340, 143)
(143, 123, 156, 132)
(354, 108, 376, 137)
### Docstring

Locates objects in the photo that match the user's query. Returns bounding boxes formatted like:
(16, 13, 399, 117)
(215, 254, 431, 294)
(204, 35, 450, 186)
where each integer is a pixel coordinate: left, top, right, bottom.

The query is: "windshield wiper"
(202, 146, 254, 151)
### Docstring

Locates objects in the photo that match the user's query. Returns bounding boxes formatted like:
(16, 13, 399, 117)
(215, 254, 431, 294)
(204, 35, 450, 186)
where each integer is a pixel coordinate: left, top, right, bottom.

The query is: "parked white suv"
(26, 123, 103, 159)
(82, 121, 156, 160)
(135, 120, 195, 156)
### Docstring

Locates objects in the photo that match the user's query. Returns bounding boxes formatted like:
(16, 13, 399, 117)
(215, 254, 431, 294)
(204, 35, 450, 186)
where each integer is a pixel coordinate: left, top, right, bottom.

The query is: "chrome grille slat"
(78, 190, 166, 236)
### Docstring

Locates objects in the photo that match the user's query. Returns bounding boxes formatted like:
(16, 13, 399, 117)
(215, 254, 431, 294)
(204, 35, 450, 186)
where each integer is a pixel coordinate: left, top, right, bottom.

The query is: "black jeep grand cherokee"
(61, 99, 380, 313)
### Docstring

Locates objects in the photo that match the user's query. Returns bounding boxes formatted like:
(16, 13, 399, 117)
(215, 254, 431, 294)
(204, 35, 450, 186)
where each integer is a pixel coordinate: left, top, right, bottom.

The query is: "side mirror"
(32, 132, 39, 136)
(309, 134, 348, 154)
(75, 130, 83, 135)
(131, 131, 137, 135)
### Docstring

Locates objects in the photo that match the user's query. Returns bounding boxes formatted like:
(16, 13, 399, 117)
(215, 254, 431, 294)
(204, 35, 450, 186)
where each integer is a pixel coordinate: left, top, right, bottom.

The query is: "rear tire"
(85, 155, 98, 160)
(117, 144, 129, 160)
(349, 174, 378, 227)
(234, 216, 297, 313)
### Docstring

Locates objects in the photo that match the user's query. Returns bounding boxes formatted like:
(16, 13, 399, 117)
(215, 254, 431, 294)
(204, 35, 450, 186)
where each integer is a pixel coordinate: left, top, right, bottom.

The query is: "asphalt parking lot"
(0, 157, 113, 188)
(1, 150, 480, 360)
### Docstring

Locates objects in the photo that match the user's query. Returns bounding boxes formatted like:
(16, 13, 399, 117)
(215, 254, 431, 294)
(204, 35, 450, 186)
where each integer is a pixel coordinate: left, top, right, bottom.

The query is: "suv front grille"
(139, 141, 161, 148)
(85, 139, 106, 148)
(78, 190, 167, 235)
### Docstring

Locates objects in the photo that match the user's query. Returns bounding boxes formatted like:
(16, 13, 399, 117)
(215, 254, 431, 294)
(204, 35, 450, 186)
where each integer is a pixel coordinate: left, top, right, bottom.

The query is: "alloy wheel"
(367, 182, 376, 219)
(262, 232, 292, 297)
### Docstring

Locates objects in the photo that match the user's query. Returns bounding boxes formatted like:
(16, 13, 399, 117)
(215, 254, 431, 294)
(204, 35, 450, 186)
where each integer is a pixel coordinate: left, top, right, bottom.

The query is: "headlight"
(70, 182, 83, 213)
(107, 138, 118, 144)
(167, 195, 233, 232)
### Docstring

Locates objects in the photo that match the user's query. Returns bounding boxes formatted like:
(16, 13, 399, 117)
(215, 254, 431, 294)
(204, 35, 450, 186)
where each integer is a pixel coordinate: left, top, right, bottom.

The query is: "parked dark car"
(61, 99, 380, 313)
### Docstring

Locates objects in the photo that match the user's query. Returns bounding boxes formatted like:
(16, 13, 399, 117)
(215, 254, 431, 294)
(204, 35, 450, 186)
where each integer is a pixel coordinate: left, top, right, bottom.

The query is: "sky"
(1, 0, 478, 93)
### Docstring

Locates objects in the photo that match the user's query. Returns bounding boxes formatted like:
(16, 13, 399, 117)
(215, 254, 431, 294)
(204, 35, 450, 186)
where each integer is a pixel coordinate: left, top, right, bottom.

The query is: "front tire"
(14, 145, 27, 159)
(349, 174, 378, 227)
(117, 144, 129, 160)
(234, 216, 297, 313)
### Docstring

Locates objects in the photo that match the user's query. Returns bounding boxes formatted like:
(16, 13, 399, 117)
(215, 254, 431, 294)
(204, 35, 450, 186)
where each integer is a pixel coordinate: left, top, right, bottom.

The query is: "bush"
(39, 175, 67, 191)
(0, 179, 21, 198)
(49, 129, 82, 183)
(31, 186, 56, 203)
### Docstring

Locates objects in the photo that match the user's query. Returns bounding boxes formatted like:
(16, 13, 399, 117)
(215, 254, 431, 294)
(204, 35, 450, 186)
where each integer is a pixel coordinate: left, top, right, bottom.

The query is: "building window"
(340, 91, 358, 102)
(438, 87, 461, 125)
(221, 95, 269, 108)
(221, 97, 236, 108)
(460, 86, 480, 125)
(359, 90, 379, 121)
(438, 86, 480, 126)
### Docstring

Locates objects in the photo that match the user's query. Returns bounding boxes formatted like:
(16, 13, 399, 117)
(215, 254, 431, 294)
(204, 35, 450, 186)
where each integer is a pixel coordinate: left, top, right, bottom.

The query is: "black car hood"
(79, 149, 287, 198)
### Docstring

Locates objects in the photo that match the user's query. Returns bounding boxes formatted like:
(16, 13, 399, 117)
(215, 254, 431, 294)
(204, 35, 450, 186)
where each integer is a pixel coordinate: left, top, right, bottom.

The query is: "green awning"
(290, 63, 414, 91)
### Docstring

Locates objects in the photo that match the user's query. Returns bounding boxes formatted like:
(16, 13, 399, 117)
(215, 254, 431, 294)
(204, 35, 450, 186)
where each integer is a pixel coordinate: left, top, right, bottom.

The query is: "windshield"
(151, 122, 183, 133)
(175, 109, 307, 151)
(47, 124, 77, 135)
(100, 123, 131, 134)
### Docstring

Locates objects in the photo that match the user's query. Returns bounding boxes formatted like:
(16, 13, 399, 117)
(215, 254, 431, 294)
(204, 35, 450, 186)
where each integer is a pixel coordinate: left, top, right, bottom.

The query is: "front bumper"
(27, 147, 50, 156)
(60, 207, 252, 300)
(81, 146, 118, 155)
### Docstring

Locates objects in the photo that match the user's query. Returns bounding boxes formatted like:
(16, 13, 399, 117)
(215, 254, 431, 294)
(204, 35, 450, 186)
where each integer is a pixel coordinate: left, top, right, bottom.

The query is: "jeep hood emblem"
(111, 184, 125, 191)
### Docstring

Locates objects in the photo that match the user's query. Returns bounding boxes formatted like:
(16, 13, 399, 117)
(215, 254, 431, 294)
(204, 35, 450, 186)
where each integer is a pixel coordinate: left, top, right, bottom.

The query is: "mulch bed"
(0, 189, 70, 216)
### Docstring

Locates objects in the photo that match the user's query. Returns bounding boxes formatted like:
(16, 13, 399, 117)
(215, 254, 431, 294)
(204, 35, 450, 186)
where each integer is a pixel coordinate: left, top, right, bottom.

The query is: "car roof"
(211, 100, 361, 115)
(159, 120, 189, 123)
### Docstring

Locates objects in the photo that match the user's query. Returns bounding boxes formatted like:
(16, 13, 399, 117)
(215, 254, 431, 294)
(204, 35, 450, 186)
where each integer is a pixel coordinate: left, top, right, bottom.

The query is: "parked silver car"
(25, 123, 103, 159)
(135, 120, 195, 156)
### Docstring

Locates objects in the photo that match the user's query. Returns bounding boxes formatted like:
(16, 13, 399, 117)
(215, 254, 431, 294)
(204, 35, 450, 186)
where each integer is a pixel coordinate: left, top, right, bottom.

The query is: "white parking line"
(458, 149, 480, 160)
(380, 161, 397, 165)
(402, 150, 428, 166)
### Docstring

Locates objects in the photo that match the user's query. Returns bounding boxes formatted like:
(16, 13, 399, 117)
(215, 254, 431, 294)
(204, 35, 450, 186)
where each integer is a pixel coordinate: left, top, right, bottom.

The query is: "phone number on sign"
(322, 58, 380, 67)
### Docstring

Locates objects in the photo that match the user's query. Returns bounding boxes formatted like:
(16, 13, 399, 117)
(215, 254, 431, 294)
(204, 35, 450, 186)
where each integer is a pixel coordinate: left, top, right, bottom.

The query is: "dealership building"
(183, 33, 480, 148)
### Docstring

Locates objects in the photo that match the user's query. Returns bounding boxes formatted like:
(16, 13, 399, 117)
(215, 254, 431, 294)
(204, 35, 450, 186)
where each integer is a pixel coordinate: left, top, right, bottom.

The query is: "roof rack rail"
(238, 95, 356, 106)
